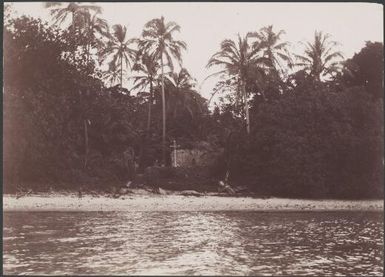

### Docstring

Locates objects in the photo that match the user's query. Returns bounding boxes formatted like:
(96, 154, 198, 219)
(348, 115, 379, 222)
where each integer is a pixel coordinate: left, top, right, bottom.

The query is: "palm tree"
(45, 2, 103, 62)
(45, 2, 101, 32)
(296, 31, 344, 81)
(131, 53, 160, 133)
(167, 68, 194, 90)
(207, 34, 269, 134)
(242, 26, 293, 101)
(102, 63, 123, 87)
(45, 2, 102, 171)
(252, 25, 292, 78)
(81, 11, 109, 62)
(99, 24, 136, 88)
(165, 68, 204, 119)
(140, 16, 187, 166)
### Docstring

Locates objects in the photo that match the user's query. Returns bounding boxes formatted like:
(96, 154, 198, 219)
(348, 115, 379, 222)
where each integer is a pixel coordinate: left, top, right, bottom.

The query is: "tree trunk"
(242, 80, 250, 134)
(161, 55, 166, 166)
(83, 44, 89, 63)
(120, 57, 123, 88)
(84, 119, 89, 169)
(71, 12, 76, 59)
(147, 80, 153, 134)
(139, 79, 153, 171)
(86, 42, 90, 64)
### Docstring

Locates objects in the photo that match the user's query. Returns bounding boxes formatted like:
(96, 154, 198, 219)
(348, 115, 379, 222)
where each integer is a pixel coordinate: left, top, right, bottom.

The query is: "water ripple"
(3, 211, 384, 276)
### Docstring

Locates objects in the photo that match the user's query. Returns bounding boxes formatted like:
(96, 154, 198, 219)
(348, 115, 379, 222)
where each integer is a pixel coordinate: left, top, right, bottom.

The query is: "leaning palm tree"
(296, 31, 344, 81)
(99, 24, 137, 87)
(207, 34, 270, 134)
(140, 16, 187, 166)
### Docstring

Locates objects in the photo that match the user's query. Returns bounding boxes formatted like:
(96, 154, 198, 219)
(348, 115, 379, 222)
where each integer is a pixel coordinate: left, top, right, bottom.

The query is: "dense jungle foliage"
(3, 4, 384, 198)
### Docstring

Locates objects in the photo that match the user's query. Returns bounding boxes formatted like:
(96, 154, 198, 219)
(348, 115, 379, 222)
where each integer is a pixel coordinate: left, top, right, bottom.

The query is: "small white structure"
(171, 146, 223, 168)
(171, 149, 202, 167)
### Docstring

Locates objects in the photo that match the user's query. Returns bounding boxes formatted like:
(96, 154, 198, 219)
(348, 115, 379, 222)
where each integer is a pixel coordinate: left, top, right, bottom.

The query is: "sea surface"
(3, 211, 384, 275)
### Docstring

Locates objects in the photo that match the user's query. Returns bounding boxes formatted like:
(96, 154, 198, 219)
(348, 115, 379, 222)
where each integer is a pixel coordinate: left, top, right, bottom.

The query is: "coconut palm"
(99, 24, 136, 88)
(45, 2, 103, 171)
(45, 2, 101, 31)
(252, 25, 292, 77)
(296, 31, 344, 81)
(140, 16, 187, 166)
(45, 2, 103, 61)
(165, 68, 204, 119)
(102, 63, 123, 87)
(166, 68, 194, 90)
(207, 34, 270, 134)
(81, 11, 109, 62)
(131, 53, 160, 133)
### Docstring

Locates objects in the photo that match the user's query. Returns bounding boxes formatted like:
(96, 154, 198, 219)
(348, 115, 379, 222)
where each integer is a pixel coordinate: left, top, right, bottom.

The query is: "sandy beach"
(3, 193, 383, 212)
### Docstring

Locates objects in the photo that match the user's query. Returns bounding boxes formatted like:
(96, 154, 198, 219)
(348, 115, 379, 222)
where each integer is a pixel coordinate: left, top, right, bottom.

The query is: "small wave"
(3, 236, 20, 241)
(54, 237, 80, 243)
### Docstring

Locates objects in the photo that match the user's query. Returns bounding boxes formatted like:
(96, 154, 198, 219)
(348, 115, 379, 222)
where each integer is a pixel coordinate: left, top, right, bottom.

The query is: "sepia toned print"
(3, 2, 384, 276)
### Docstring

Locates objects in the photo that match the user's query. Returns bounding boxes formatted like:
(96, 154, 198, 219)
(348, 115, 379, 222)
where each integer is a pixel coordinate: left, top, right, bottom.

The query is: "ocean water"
(3, 211, 384, 275)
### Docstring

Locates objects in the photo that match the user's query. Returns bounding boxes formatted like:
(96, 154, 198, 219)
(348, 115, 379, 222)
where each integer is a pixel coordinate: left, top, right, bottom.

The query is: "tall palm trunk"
(139, 80, 154, 172)
(83, 43, 90, 64)
(147, 80, 153, 133)
(120, 56, 123, 87)
(71, 12, 90, 171)
(84, 119, 89, 169)
(71, 11, 76, 59)
(242, 80, 250, 134)
(86, 44, 90, 63)
(160, 55, 166, 166)
(86, 34, 91, 64)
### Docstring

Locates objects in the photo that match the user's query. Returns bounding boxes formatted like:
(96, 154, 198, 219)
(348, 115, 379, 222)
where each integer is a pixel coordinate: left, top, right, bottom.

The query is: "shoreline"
(3, 193, 384, 212)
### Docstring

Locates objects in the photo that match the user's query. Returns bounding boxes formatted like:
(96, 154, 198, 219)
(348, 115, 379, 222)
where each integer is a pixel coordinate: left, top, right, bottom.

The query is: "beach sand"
(3, 193, 383, 212)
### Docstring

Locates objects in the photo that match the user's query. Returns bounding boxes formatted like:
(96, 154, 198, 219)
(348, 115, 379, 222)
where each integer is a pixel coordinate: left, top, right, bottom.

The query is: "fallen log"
(16, 189, 33, 199)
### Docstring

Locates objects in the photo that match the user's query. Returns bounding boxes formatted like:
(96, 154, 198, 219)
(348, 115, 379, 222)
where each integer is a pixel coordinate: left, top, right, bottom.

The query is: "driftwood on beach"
(16, 188, 33, 199)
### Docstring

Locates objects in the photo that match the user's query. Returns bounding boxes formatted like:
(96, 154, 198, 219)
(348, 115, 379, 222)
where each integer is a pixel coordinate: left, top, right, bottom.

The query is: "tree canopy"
(3, 10, 383, 199)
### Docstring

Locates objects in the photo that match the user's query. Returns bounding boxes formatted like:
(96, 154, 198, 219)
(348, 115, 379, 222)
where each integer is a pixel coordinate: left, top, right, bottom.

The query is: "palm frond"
(44, 2, 61, 8)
